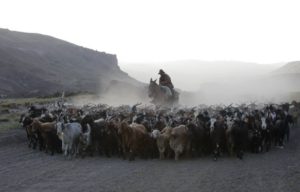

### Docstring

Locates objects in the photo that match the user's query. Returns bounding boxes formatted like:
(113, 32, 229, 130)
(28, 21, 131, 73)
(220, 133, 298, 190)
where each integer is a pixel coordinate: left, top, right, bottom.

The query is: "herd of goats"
(19, 101, 299, 161)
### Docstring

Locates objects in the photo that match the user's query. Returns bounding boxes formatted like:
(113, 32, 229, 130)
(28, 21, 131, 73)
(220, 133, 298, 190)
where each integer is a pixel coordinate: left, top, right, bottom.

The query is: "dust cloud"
(70, 80, 149, 107)
(73, 60, 299, 107)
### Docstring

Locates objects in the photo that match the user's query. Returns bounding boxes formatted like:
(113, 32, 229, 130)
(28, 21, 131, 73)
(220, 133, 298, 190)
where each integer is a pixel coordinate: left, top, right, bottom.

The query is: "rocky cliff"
(0, 28, 140, 97)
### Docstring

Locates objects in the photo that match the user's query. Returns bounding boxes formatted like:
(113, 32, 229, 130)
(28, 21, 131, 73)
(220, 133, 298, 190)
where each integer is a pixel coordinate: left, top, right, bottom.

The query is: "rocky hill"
(0, 28, 141, 97)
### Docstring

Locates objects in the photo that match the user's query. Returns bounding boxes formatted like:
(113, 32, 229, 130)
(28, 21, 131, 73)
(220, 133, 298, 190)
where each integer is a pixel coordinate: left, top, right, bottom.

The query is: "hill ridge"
(0, 28, 140, 97)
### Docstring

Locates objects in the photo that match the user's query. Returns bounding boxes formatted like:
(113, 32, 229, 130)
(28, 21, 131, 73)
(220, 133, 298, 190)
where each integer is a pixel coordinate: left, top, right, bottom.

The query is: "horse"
(148, 78, 178, 107)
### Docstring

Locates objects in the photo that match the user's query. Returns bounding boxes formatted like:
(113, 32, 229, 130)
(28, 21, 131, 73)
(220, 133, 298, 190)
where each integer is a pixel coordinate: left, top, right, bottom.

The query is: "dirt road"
(0, 126, 299, 192)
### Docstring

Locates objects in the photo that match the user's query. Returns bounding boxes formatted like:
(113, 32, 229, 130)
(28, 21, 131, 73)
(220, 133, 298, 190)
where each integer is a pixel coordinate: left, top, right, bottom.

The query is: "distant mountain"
(0, 28, 141, 97)
(193, 61, 300, 104)
(267, 61, 300, 97)
(272, 61, 300, 74)
(121, 60, 299, 105)
(120, 60, 284, 91)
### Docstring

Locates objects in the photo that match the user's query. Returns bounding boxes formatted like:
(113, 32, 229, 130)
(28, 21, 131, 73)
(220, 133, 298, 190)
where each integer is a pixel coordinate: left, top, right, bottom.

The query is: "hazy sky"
(1, 0, 300, 64)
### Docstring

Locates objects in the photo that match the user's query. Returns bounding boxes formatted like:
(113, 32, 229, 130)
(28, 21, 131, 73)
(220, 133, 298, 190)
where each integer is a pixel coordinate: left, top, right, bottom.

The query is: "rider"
(158, 69, 174, 96)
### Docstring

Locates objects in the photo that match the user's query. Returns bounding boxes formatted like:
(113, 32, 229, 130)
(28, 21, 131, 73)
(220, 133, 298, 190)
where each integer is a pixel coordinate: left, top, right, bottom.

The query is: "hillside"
(272, 61, 300, 74)
(0, 28, 141, 97)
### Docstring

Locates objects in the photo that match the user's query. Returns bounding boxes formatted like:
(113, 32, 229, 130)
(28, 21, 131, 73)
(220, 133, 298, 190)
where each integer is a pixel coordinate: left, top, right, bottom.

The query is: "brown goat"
(31, 119, 61, 155)
(118, 121, 147, 161)
(154, 126, 173, 160)
(169, 125, 191, 160)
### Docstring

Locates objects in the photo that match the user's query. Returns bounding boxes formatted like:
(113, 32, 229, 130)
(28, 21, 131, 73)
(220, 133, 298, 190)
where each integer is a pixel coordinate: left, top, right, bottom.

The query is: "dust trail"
(71, 61, 300, 106)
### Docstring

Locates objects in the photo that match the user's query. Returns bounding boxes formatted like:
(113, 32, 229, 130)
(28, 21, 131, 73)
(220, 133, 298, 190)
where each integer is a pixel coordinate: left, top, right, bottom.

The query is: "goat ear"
(154, 79, 157, 82)
(150, 78, 153, 82)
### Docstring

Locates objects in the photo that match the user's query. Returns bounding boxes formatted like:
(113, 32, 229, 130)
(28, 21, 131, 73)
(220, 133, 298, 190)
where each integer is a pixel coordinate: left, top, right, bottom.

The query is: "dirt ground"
(0, 126, 299, 192)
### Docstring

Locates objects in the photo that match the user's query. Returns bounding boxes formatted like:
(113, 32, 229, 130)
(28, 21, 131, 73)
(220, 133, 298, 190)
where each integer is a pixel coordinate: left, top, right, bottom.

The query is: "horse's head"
(148, 78, 158, 98)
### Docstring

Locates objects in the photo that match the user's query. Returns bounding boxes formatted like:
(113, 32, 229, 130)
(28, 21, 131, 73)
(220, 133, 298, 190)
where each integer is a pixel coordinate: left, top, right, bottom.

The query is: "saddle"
(160, 86, 179, 99)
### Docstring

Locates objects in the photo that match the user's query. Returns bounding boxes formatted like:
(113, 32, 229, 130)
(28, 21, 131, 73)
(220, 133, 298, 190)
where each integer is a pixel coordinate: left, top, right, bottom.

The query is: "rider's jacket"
(159, 73, 174, 89)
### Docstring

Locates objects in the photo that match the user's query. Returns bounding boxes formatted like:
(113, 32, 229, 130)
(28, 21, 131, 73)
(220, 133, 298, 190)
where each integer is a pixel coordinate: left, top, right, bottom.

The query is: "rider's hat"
(158, 69, 164, 75)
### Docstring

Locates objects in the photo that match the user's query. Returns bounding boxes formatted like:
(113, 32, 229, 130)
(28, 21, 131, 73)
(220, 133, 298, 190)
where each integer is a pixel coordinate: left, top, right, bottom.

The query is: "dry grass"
(0, 113, 21, 132)
(0, 97, 57, 108)
(0, 95, 84, 132)
(0, 97, 59, 132)
(0, 122, 20, 132)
